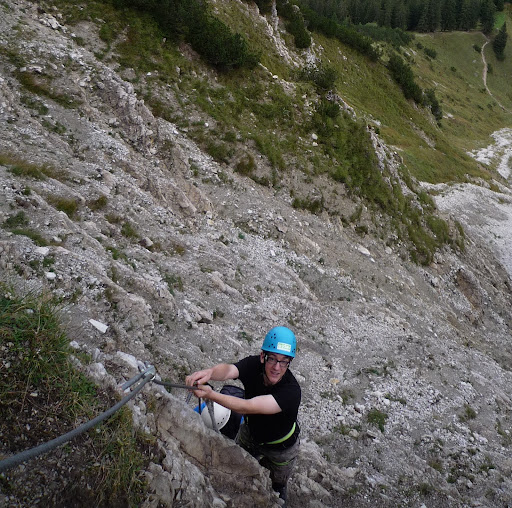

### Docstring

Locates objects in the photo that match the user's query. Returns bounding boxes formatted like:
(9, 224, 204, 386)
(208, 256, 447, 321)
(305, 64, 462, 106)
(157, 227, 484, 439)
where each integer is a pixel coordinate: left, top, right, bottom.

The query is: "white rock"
(116, 351, 139, 370)
(35, 246, 50, 256)
(342, 467, 359, 478)
(87, 362, 108, 382)
(357, 245, 371, 257)
(89, 319, 108, 333)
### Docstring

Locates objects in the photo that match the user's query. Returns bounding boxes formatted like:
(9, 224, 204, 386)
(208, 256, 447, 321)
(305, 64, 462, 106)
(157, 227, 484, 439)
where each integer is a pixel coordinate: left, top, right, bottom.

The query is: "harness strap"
(263, 422, 296, 445)
(269, 458, 291, 466)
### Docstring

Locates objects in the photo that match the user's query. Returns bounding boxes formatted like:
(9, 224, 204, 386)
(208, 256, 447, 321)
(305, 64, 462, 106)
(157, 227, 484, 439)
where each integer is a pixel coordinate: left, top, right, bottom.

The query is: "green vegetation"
(459, 403, 477, 422)
(300, 63, 338, 90)
(112, 0, 259, 69)
(428, 457, 444, 473)
(0, 285, 148, 504)
(121, 221, 139, 239)
(163, 273, 184, 295)
(387, 53, 423, 103)
(493, 22, 508, 60)
(277, 0, 311, 49)
(2, 211, 29, 229)
(1, 211, 48, 246)
(107, 245, 128, 261)
(235, 153, 257, 176)
(16, 70, 81, 109)
(299, 4, 379, 60)
(47, 196, 80, 218)
(0, 153, 67, 181)
(356, 23, 413, 47)
(301, 0, 503, 33)
(39, 0, 512, 265)
(367, 408, 389, 432)
(88, 195, 109, 211)
(292, 195, 324, 214)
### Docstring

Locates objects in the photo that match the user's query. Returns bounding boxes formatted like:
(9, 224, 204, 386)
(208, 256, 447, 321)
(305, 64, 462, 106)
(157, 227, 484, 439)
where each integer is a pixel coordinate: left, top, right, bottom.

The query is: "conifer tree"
(459, 0, 477, 30)
(430, 0, 442, 31)
(493, 22, 508, 60)
(364, 0, 380, 25)
(470, 0, 482, 28)
(393, 2, 408, 30)
(441, 0, 458, 31)
(494, 0, 504, 11)
(480, 0, 496, 35)
(379, 0, 396, 28)
(417, 3, 429, 32)
(408, 0, 424, 30)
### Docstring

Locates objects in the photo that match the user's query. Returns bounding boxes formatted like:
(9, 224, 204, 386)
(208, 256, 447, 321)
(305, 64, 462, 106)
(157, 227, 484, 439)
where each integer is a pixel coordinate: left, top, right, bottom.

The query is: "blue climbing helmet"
(262, 326, 296, 358)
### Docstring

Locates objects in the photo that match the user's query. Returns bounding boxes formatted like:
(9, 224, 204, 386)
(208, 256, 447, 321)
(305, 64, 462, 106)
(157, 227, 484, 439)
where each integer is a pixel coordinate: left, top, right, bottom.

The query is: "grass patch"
(1, 153, 51, 180)
(0, 288, 97, 430)
(8, 228, 49, 246)
(292, 195, 324, 214)
(88, 195, 109, 211)
(107, 246, 128, 261)
(235, 153, 256, 176)
(20, 94, 49, 115)
(163, 273, 184, 295)
(213, 0, 291, 77)
(1, 211, 48, 246)
(317, 30, 501, 183)
(206, 140, 233, 164)
(459, 403, 477, 422)
(367, 408, 388, 432)
(121, 221, 139, 239)
(47, 196, 80, 218)
(16, 70, 81, 109)
(0, 285, 149, 505)
(2, 211, 29, 229)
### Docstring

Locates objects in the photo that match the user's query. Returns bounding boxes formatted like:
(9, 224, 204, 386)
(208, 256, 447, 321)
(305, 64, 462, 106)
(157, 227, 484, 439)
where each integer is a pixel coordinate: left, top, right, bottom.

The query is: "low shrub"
(367, 408, 388, 432)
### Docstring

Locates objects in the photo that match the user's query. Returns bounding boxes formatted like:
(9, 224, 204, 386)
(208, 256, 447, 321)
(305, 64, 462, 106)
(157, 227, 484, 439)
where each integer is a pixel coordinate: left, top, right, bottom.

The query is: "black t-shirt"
(234, 355, 301, 444)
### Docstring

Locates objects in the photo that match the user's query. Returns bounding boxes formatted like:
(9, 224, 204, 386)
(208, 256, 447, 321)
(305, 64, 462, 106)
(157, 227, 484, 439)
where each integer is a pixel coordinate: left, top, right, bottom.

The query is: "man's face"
(260, 352, 292, 385)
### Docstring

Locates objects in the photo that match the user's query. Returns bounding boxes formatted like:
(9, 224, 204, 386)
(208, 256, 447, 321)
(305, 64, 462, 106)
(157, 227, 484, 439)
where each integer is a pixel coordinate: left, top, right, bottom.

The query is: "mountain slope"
(1, 1, 512, 507)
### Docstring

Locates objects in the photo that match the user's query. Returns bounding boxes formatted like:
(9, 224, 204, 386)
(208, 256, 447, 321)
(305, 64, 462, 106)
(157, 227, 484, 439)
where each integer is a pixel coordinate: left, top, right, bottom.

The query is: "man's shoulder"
(234, 355, 260, 374)
(279, 369, 301, 391)
(235, 354, 259, 366)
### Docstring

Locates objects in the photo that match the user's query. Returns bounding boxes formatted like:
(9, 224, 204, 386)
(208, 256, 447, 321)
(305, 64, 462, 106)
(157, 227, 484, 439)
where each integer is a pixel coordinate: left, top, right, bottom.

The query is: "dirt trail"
(481, 39, 511, 112)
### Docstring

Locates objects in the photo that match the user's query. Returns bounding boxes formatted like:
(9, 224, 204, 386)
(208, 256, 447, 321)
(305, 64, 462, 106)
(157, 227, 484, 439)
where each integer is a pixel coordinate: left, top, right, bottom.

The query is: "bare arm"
(185, 363, 239, 387)
(193, 384, 281, 415)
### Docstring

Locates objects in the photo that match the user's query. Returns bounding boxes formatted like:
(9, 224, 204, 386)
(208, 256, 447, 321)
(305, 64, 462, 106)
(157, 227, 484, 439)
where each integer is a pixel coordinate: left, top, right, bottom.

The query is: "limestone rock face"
(154, 389, 280, 507)
(1, 1, 512, 507)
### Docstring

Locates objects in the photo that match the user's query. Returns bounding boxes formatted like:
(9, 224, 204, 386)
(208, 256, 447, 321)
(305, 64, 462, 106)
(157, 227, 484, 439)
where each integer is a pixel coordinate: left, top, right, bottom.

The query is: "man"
(186, 326, 301, 504)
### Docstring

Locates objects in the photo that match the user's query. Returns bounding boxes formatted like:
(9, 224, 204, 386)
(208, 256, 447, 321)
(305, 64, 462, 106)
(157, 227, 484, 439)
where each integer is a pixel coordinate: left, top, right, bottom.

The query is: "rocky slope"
(1, 1, 512, 507)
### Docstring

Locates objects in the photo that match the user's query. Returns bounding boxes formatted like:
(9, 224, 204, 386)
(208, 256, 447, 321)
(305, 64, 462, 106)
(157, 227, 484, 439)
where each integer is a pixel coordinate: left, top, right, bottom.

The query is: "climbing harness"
(264, 422, 297, 446)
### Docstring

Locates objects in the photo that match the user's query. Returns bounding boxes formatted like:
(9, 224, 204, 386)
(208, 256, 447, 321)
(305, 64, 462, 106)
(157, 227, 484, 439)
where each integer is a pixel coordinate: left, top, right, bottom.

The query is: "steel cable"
(0, 369, 219, 473)
(0, 368, 154, 473)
